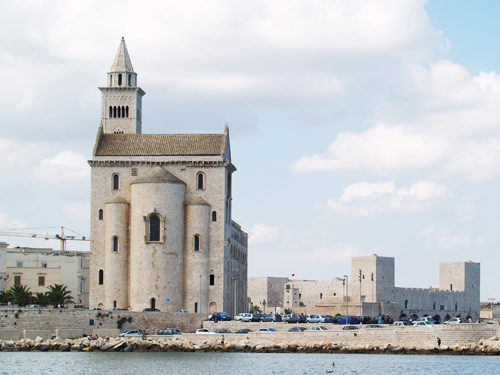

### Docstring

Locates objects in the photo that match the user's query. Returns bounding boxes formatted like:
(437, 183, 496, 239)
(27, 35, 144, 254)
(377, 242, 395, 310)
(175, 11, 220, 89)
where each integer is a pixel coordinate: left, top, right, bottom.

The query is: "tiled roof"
(95, 133, 226, 156)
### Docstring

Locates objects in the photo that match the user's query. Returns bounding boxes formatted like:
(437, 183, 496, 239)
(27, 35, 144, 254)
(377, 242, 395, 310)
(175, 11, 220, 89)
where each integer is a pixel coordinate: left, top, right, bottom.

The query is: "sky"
(1, 0, 500, 300)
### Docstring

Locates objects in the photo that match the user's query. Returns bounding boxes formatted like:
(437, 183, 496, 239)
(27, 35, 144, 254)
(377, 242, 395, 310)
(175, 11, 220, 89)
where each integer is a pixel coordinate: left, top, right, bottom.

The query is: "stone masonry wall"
(0, 307, 206, 337)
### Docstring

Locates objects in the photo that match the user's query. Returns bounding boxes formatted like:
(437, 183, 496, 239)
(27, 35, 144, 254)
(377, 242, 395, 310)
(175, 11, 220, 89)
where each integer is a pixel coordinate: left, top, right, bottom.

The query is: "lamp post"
(371, 273, 374, 320)
(232, 269, 239, 317)
(263, 299, 267, 314)
(344, 275, 348, 324)
(359, 269, 362, 316)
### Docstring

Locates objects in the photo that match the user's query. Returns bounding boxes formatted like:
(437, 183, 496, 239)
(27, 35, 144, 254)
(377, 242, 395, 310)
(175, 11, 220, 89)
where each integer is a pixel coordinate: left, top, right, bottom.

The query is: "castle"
(249, 255, 480, 322)
(88, 38, 248, 314)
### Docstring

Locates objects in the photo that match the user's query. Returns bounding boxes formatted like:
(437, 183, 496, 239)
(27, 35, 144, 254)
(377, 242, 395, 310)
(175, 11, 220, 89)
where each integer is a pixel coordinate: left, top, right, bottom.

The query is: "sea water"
(0, 352, 497, 375)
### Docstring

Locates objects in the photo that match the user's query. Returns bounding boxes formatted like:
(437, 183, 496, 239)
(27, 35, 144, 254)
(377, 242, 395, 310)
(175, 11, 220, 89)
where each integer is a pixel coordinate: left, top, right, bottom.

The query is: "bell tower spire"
(99, 37, 145, 134)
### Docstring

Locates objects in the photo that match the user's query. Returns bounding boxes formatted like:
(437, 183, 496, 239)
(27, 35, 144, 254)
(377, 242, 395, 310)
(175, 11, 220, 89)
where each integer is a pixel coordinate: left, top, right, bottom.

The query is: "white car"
(306, 315, 321, 323)
(393, 321, 411, 327)
(196, 328, 215, 334)
(119, 329, 140, 337)
(310, 326, 328, 331)
(257, 328, 277, 333)
(413, 321, 434, 327)
(234, 313, 253, 322)
(444, 317, 462, 324)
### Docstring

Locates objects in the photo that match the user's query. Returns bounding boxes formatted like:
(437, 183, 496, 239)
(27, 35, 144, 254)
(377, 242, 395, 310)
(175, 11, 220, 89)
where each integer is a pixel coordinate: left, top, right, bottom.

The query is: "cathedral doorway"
(150, 298, 156, 310)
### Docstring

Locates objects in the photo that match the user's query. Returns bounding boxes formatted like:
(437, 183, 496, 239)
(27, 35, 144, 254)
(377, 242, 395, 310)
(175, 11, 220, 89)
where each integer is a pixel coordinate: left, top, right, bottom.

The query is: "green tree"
(32, 292, 50, 306)
(0, 290, 14, 304)
(284, 308, 293, 314)
(46, 284, 74, 306)
(249, 304, 261, 313)
(9, 285, 33, 306)
(299, 301, 306, 307)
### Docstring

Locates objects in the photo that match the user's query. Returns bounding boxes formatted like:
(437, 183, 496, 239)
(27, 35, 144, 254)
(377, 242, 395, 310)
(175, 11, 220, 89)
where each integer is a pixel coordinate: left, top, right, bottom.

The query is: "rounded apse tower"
(104, 196, 129, 309)
(184, 197, 211, 314)
(129, 166, 186, 312)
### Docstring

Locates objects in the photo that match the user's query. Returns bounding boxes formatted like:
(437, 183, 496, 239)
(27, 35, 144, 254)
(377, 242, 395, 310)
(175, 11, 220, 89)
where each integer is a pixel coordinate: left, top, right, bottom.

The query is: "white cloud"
(326, 180, 451, 216)
(418, 226, 479, 249)
(32, 151, 90, 182)
(0, 213, 28, 229)
(292, 123, 500, 181)
(248, 223, 279, 245)
(65, 201, 90, 221)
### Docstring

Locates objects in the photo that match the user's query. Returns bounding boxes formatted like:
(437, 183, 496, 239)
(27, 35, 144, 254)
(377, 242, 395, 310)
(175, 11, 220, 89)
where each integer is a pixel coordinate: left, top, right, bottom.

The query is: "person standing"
(437, 337, 441, 348)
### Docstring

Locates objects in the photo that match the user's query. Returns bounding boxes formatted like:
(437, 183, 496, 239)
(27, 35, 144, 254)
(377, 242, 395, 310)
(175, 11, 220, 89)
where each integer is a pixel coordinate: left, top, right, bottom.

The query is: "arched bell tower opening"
(150, 298, 156, 310)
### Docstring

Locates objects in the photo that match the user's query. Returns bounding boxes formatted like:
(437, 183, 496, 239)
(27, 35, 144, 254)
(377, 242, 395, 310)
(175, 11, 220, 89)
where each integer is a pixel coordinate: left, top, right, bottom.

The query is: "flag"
(292, 274, 295, 276)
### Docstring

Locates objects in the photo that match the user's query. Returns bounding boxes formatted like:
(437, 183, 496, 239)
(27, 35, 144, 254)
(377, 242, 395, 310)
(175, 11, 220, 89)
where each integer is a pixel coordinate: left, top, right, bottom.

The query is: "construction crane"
(0, 227, 89, 251)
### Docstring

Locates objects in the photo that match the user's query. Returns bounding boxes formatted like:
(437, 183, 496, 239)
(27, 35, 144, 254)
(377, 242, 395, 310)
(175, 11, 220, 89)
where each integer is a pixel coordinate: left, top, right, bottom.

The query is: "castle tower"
(99, 37, 145, 134)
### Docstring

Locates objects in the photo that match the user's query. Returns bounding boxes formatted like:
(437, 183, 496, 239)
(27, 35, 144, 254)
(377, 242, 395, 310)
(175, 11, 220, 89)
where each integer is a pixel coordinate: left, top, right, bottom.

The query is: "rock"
(59, 344, 70, 352)
(82, 347, 92, 351)
(70, 344, 81, 351)
(123, 344, 134, 352)
(34, 336, 44, 343)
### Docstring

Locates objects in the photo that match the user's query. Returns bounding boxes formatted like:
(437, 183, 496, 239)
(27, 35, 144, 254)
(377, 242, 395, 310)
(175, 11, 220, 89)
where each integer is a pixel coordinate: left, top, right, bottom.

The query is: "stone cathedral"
(88, 38, 248, 315)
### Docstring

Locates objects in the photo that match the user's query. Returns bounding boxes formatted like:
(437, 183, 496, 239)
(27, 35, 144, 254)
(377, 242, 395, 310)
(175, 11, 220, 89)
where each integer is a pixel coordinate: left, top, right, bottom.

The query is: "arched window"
(433, 301, 436, 310)
(118, 74, 122, 86)
(98, 270, 104, 285)
(128, 74, 131, 86)
(320, 293, 323, 299)
(149, 215, 160, 242)
(113, 300, 117, 308)
(194, 302, 198, 313)
(126, 106, 129, 118)
(110, 75, 113, 86)
(212, 211, 217, 222)
(113, 106, 117, 118)
(117, 106, 121, 118)
(113, 236, 118, 252)
(150, 298, 156, 310)
(197, 172, 204, 190)
(210, 273, 215, 286)
(194, 235, 201, 251)
(113, 174, 119, 190)
(405, 300, 408, 309)
(98, 209, 103, 220)
(109, 106, 112, 118)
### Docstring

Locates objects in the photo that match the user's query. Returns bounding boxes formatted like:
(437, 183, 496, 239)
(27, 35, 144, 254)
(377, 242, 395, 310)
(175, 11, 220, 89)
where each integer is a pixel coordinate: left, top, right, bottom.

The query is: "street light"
(344, 275, 348, 325)
(371, 273, 374, 319)
(359, 269, 362, 316)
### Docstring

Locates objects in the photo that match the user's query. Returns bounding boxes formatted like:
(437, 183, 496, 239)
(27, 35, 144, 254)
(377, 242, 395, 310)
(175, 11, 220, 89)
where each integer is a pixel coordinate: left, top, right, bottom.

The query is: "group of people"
(138, 330, 148, 339)
(87, 334, 99, 340)
(378, 315, 393, 324)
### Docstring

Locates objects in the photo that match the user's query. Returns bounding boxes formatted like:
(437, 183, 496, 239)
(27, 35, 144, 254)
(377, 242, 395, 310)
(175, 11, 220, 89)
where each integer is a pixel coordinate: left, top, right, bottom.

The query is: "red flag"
(292, 274, 295, 276)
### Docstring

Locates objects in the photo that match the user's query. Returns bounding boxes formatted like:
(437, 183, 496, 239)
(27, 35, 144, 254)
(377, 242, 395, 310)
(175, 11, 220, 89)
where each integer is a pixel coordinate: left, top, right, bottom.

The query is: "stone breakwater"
(3, 334, 500, 355)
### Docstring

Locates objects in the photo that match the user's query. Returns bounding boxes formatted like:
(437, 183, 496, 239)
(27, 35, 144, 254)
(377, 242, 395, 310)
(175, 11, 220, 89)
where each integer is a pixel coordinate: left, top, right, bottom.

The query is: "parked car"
(213, 329, 231, 334)
(157, 328, 183, 335)
(143, 308, 161, 312)
(288, 327, 307, 332)
(310, 326, 328, 331)
(357, 316, 371, 324)
(336, 315, 360, 325)
(27, 304, 43, 308)
(109, 307, 126, 311)
(318, 315, 334, 323)
(260, 313, 282, 322)
(306, 315, 322, 323)
(392, 321, 411, 327)
(257, 328, 276, 333)
(196, 328, 215, 334)
(209, 312, 232, 321)
(234, 313, 253, 322)
(444, 317, 462, 324)
(119, 329, 140, 337)
(413, 321, 434, 327)
(90, 307, 104, 310)
(284, 314, 300, 323)
(251, 313, 266, 322)
(297, 314, 307, 323)
(342, 326, 358, 331)
(235, 329, 252, 334)
(365, 324, 384, 329)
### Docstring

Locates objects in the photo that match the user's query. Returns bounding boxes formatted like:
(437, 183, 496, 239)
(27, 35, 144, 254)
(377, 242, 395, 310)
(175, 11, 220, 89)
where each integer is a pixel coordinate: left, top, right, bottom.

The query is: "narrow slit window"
(113, 106, 117, 118)
(210, 274, 215, 286)
(113, 174, 119, 190)
(99, 209, 103, 220)
(212, 211, 217, 222)
(128, 74, 131, 86)
(197, 173, 204, 190)
(113, 237, 118, 252)
(118, 106, 121, 118)
(109, 106, 112, 118)
(126, 106, 129, 118)
(110, 75, 113, 86)
(194, 235, 201, 251)
(98, 270, 104, 285)
(118, 74, 122, 86)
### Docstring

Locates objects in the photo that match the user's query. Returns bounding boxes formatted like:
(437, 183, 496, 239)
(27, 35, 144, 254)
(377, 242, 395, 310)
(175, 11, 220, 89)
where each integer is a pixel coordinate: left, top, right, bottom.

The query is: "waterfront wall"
(203, 321, 496, 348)
(0, 307, 206, 337)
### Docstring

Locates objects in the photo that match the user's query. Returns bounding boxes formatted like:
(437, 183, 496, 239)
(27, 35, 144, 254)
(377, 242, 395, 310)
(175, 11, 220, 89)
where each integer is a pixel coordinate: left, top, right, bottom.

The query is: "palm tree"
(0, 290, 14, 304)
(9, 285, 33, 306)
(249, 304, 261, 313)
(46, 284, 74, 306)
(32, 292, 50, 306)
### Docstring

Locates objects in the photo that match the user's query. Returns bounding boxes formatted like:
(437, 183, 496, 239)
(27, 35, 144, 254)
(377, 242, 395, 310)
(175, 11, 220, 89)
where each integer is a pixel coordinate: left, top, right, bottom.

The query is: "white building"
(88, 38, 248, 314)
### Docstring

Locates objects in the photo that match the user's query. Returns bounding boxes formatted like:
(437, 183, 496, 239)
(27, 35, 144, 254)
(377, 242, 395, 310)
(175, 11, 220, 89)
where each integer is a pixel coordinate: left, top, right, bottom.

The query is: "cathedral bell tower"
(99, 37, 146, 134)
